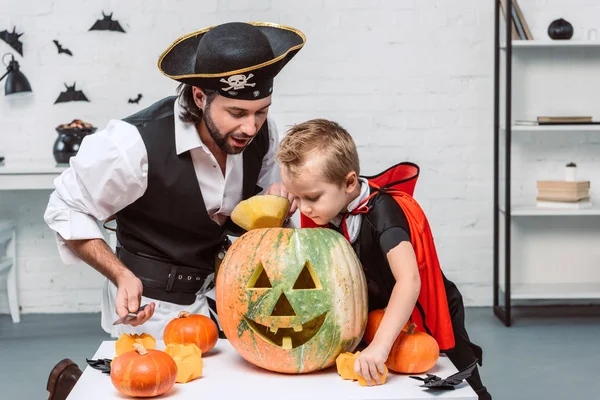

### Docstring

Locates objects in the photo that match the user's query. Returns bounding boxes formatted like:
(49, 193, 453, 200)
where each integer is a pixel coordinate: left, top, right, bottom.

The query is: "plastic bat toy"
(86, 358, 112, 374)
(128, 93, 142, 104)
(54, 83, 90, 104)
(89, 12, 126, 33)
(0, 27, 24, 56)
(53, 40, 72, 56)
(409, 360, 478, 390)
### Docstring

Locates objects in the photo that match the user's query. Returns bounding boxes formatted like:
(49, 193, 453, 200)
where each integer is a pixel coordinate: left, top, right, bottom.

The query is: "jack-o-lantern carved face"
(216, 228, 368, 374)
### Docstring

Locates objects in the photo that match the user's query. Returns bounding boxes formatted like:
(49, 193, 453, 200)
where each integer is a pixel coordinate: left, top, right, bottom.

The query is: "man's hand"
(115, 270, 155, 326)
(265, 182, 298, 216)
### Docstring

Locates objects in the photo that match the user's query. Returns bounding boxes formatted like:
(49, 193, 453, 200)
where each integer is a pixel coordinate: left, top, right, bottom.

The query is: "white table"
(67, 340, 477, 400)
(0, 162, 66, 190)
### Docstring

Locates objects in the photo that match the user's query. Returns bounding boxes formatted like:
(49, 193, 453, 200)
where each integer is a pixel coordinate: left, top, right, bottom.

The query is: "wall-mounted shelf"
(499, 204, 600, 217)
(499, 282, 600, 300)
(501, 40, 600, 49)
(506, 125, 600, 132)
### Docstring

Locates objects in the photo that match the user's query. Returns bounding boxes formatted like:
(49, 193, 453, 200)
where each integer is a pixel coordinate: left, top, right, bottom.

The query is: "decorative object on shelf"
(588, 28, 598, 41)
(52, 40, 72, 56)
(54, 82, 89, 104)
(548, 18, 574, 40)
(1, 53, 32, 96)
(0, 27, 24, 57)
(53, 119, 97, 163)
(565, 162, 577, 181)
(89, 12, 126, 33)
(536, 180, 591, 209)
(0, 156, 4, 165)
(128, 93, 142, 104)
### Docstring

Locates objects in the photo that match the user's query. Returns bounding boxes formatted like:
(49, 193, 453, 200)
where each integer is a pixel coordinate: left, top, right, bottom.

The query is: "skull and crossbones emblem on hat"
(220, 73, 257, 91)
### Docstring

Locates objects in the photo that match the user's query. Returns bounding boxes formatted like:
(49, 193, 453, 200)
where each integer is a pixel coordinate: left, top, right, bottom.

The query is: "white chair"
(0, 220, 19, 323)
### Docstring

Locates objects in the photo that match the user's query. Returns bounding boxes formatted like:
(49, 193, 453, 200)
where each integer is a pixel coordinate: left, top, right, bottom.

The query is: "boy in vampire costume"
(44, 22, 305, 339)
(277, 119, 492, 400)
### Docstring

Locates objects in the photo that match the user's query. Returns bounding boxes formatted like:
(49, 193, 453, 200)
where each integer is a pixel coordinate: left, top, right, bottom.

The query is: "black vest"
(116, 96, 270, 274)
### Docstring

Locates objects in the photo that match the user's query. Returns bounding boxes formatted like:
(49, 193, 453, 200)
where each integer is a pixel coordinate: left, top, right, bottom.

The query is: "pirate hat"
(158, 22, 305, 100)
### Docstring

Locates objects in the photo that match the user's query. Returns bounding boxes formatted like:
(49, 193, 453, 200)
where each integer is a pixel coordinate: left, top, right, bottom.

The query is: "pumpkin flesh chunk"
(230, 195, 290, 231)
(336, 351, 388, 386)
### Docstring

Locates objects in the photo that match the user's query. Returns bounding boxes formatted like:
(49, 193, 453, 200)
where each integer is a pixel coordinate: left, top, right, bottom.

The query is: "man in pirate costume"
(277, 119, 492, 400)
(44, 22, 305, 339)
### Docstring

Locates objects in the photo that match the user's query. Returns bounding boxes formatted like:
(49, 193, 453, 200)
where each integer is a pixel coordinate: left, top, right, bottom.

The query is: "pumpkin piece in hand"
(336, 352, 358, 380)
(164, 343, 203, 383)
(110, 343, 177, 398)
(163, 311, 218, 354)
(115, 333, 156, 357)
(335, 351, 388, 386)
(230, 194, 290, 230)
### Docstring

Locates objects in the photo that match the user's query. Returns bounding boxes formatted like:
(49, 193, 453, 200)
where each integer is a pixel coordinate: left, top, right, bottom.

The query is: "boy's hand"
(354, 343, 389, 386)
(265, 182, 298, 215)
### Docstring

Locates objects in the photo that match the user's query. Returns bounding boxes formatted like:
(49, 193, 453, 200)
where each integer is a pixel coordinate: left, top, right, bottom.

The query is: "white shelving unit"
(493, 6, 600, 326)
(499, 283, 600, 300)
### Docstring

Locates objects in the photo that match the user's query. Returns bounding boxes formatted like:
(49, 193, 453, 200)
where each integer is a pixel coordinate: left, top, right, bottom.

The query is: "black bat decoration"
(409, 360, 478, 390)
(128, 93, 142, 104)
(86, 358, 112, 374)
(89, 12, 126, 33)
(53, 40, 72, 56)
(0, 26, 24, 56)
(54, 82, 90, 104)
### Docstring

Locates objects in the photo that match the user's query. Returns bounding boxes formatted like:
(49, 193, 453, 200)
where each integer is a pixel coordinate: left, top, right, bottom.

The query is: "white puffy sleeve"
(43, 119, 148, 264)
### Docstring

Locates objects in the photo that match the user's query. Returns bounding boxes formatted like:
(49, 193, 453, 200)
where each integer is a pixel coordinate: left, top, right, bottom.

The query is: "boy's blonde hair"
(277, 119, 360, 186)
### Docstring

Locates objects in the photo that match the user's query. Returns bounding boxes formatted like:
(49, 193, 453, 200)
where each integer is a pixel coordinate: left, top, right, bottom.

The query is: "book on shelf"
(536, 180, 590, 190)
(537, 116, 596, 125)
(499, 0, 533, 40)
(536, 180, 592, 207)
(536, 190, 589, 202)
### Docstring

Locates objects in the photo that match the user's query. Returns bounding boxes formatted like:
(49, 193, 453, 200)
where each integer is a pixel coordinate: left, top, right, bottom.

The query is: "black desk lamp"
(0, 53, 32, 96)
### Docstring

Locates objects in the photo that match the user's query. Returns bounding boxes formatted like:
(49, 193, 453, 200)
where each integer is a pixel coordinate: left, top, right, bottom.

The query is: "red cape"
(300, 162, 455, 350)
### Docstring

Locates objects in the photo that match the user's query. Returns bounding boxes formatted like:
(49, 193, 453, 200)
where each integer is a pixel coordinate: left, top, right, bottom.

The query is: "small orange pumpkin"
(163, 311, 218, 354)
(110, 343, 177, 398)
(164, 343, 203, 383)
(386, 323, 439, 374)
(115, 333, 156, 357)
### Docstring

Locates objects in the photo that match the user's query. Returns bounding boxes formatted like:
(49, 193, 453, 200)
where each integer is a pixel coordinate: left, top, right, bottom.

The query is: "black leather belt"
(118, 246, 214, 305)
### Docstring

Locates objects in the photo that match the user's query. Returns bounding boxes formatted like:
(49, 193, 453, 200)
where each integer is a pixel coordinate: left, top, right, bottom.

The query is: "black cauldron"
(53, 127, 97, 164)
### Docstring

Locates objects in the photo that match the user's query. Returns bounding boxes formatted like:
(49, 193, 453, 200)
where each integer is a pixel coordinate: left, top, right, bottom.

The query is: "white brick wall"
(1, 0, 599, 313)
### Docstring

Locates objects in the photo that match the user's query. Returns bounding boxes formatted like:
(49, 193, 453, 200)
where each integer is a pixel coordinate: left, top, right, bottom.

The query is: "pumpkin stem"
(177, 311, 191, 318)
(132, 343, 148, 355)
(407, 323, 417, 334)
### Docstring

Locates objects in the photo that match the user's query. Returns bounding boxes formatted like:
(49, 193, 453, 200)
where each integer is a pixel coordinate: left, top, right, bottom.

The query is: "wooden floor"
(1, 306, 599, 399)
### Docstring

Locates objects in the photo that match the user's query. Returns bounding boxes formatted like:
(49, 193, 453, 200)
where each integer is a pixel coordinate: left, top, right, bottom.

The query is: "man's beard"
(204, 104, 253, 155)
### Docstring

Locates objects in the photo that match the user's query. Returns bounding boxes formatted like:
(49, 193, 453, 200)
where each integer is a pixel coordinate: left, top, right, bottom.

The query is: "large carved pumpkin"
(216, 227, 368, 374)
